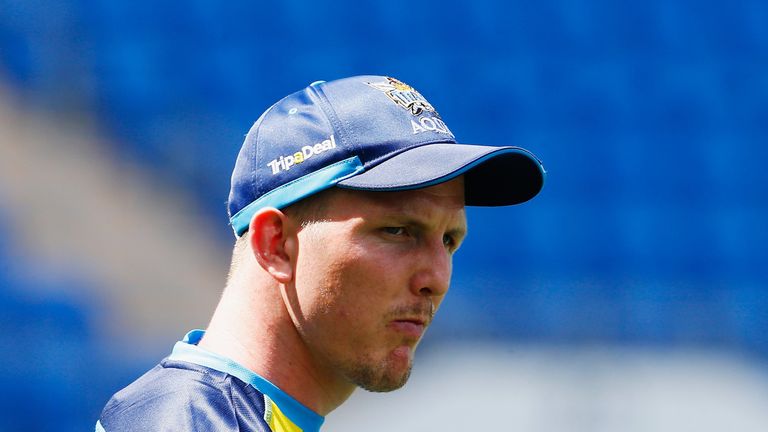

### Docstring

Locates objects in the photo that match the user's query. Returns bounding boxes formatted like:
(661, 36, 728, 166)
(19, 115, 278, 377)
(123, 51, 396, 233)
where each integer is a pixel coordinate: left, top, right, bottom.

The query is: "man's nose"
(409, 238, 452, 298)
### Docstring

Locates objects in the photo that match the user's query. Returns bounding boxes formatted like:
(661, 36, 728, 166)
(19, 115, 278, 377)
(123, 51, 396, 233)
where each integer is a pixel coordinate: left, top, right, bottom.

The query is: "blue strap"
(230, 156, 364, 236)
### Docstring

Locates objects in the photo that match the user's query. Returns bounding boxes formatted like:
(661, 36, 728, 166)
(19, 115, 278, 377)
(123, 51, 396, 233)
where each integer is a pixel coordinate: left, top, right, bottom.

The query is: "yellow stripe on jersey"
(263, 394, 303, 432)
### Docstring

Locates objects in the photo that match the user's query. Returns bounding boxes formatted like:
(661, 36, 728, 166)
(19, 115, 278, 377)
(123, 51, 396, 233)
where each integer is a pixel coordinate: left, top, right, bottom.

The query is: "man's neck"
(198, 286, 355, 416)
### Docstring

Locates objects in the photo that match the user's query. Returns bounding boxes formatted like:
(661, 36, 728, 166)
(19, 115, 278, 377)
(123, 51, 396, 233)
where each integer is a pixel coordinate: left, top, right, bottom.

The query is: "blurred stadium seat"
(0, 0, 767, 430)
(0, 209, 111, 430)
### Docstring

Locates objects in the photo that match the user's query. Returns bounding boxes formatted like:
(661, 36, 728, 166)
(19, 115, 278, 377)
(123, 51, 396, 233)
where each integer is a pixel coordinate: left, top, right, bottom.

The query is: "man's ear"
(247, 207, 295, 283)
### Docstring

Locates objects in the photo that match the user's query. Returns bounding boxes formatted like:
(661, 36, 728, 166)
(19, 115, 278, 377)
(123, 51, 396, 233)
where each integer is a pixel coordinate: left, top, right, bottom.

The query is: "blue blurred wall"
(1, 0, 767, 430)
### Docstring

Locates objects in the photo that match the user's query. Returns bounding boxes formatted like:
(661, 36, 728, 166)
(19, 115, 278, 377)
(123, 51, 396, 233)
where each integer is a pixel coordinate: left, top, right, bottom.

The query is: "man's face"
(288, 177, 467, 392)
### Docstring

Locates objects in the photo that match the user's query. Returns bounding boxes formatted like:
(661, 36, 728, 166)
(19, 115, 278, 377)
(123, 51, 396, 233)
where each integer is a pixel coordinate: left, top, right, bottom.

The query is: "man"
(97, 75, 545, 431)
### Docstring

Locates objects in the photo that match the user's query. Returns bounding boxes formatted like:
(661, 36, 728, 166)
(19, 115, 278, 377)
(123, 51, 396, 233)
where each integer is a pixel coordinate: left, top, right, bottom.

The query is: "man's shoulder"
(99, 358, 271, 432)
(104, 358, 240, 410)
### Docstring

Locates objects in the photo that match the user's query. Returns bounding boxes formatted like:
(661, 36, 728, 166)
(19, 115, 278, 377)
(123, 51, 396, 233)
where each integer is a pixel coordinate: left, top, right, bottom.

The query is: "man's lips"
(389, 318, 427, 339)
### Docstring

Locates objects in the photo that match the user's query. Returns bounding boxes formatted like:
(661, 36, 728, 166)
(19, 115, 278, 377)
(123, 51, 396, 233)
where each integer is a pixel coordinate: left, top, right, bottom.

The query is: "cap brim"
(337, 143, 545, 206)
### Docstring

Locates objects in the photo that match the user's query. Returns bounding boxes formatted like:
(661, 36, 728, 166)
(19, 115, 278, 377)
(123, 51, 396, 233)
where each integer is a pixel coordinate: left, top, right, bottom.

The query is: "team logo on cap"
(366, 77, 436, 116)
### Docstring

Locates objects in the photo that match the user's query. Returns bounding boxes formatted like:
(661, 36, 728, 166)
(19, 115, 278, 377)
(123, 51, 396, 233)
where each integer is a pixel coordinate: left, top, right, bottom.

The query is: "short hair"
(226, 189, 334, 283)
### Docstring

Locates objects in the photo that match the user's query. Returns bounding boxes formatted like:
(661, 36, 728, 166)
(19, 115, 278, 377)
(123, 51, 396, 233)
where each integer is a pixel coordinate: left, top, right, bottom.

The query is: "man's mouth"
(389, 317, 427, 339)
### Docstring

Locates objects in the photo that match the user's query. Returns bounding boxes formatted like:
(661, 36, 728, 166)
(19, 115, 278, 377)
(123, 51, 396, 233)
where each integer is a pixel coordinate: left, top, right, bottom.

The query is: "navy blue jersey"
(97, 330, 324, 432)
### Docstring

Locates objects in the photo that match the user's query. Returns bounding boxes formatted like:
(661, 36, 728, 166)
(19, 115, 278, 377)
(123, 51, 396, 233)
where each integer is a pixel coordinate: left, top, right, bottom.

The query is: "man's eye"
(383, 227, 406, 236)
(443, 234, 456, 249)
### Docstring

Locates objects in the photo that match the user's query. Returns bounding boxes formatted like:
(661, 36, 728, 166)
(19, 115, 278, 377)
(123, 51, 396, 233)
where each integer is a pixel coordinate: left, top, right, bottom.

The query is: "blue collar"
(168, 329, 324, 432)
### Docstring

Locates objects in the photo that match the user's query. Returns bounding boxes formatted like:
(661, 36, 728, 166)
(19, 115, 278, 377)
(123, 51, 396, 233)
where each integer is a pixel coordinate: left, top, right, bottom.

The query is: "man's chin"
(356, 367, 412, 393)
(347, 349, 414, 392)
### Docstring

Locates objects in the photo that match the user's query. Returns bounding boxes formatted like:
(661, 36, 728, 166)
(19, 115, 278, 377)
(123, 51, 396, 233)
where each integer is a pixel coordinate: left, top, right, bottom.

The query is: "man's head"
(236, 177, 466, 391)
(225, 75, 545, 393)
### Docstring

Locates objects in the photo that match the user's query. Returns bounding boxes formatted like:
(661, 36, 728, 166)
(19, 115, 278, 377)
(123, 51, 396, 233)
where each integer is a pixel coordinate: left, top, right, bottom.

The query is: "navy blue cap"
(228, 75, 545, 236)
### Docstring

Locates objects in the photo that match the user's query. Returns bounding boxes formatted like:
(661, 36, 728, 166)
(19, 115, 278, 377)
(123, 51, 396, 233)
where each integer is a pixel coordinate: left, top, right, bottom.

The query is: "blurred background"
(1, 1, 767, 431)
